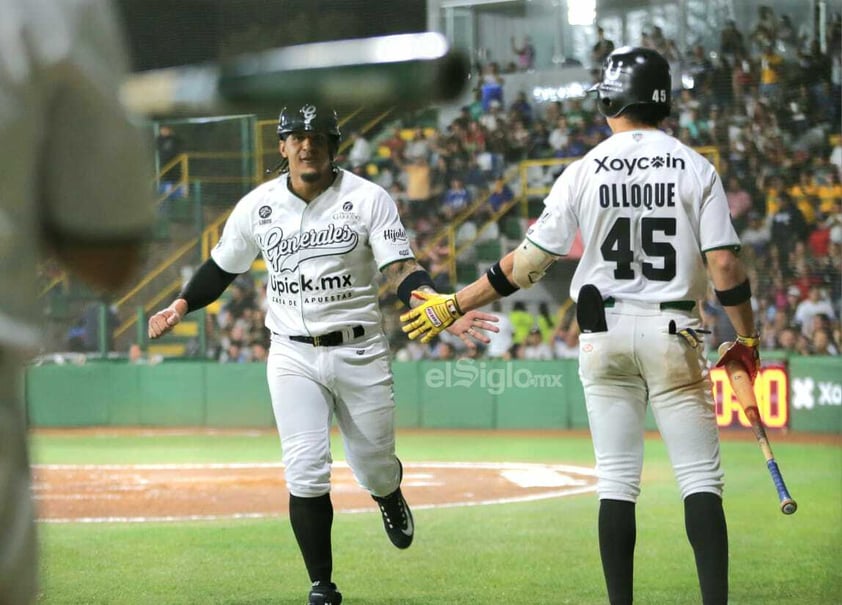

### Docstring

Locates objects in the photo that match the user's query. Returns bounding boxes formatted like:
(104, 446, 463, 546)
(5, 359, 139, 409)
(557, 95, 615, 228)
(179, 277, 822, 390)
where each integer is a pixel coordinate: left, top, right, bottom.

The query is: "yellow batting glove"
(400, 291, 463, 343)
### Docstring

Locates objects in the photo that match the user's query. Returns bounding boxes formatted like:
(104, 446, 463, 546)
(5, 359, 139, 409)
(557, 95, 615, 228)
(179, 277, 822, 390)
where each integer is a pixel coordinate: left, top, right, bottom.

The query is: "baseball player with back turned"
(401, 47, 760, 605)
(148, 104, 497, 605)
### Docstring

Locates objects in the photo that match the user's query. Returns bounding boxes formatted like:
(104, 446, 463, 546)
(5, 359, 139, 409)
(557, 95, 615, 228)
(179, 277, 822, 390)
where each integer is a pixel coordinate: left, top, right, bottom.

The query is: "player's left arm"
(401, 240, 560, 343)
(381, 259, 498, 348)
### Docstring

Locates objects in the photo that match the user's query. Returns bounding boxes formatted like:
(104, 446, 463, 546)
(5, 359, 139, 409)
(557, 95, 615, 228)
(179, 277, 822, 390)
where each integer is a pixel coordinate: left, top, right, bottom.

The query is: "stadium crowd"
(207, 8, 841, 362)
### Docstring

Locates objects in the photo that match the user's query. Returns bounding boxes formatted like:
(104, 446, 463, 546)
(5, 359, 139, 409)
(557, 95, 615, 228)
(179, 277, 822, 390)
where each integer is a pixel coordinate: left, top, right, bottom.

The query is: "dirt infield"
(32, 461, 598, 523)
(30, 426, 838, 523)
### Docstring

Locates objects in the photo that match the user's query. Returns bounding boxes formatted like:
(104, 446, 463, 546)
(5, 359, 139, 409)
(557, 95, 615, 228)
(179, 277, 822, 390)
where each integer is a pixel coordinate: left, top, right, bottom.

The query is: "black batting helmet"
(588, 46, 671, 119)
(277, 104, 341, 141)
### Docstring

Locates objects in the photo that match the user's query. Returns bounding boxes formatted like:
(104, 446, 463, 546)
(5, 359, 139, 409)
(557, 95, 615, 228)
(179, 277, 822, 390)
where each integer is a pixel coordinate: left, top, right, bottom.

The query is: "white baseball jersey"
(212, 169, 413, 336)
(527, 129, 739, 303)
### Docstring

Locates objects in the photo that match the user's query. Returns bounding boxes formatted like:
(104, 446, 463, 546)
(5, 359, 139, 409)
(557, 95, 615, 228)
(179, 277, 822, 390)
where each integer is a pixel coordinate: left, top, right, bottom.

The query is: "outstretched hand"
(447, 311, 500, 351)
(400, 291, 499, 346)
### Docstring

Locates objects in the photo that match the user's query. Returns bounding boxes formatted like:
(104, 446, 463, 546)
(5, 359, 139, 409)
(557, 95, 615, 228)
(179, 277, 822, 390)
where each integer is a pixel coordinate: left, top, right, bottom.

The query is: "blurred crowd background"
(45, 2, 841, 364)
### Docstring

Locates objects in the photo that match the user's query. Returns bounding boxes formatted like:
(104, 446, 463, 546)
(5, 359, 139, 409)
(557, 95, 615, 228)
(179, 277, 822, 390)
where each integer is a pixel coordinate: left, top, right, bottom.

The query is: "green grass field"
(30, 430, 841, 604)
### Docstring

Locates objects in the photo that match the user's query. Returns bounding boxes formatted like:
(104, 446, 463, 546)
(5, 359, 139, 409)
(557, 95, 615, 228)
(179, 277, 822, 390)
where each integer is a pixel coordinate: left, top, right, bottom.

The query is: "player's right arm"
(148, 259, 239, 339)
(149, 198, 258, 339)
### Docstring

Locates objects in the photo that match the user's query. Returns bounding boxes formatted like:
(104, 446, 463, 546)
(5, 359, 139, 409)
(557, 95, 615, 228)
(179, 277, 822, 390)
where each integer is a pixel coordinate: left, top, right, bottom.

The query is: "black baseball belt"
(286, 325, 365, 347)
(603, 297, 695, 311)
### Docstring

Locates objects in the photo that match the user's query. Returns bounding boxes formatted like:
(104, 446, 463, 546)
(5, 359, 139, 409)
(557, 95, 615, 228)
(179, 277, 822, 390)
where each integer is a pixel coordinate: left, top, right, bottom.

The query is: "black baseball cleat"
(372, 460, 414, 549)
(308, 581, 342, 605)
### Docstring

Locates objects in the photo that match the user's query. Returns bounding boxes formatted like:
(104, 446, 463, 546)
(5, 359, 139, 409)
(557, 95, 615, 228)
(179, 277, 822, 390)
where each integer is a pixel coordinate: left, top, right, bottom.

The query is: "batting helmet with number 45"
(588, 46, 671, 119)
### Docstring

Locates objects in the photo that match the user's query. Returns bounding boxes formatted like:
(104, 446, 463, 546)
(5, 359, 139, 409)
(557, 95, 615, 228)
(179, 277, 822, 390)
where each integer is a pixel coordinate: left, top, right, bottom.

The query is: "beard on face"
(300, 169, 322, 183)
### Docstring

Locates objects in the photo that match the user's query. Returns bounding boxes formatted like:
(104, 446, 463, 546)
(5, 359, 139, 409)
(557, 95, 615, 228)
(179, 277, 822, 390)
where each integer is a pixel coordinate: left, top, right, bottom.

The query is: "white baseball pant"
(267, 331, 401, 499)
(578, 300, 724, 502)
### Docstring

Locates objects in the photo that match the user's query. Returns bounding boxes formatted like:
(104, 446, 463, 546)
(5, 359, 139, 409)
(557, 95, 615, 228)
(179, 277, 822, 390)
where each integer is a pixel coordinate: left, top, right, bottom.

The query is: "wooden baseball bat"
(120, 32, 469, 116)
(718, 342, 797, 515)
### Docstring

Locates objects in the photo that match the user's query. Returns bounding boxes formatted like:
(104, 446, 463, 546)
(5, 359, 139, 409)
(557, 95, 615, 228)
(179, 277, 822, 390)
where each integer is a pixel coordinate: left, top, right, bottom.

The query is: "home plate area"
(32, 461, 598, 523)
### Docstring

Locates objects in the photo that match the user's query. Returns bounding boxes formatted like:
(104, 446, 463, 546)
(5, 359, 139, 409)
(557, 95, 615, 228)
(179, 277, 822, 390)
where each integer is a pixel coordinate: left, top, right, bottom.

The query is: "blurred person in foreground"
(401, 47, 758, 605)
(0, 0, 155, 602)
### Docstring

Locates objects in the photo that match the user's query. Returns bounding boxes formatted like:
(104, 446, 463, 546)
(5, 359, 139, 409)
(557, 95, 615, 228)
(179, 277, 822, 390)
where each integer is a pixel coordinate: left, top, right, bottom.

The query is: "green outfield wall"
(25, 358, 842, 433)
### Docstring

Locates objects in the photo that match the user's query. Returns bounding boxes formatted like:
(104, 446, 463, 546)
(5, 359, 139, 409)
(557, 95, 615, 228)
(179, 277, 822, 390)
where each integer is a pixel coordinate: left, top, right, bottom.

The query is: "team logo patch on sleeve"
(383, 228, 408, 243)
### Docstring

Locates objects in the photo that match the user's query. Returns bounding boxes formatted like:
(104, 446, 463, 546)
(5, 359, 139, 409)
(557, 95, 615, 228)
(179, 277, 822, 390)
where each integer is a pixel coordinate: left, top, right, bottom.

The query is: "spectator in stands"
(591, 26, 615, 67)
(404, 127, 431, 163)
(811, 327, 839, 355)
(795, 332, 812, 355)
(770, 190, 809, 260)
(484, 301, 515, 360)
(346, 131, 372, 169)
(441, 176, 472, 218)
(511, 36, 536, 72)
(750, 5, 778, 51)
(394, 337, 427, 362)
(463, 120, 487, 155)
(776, 326, 799, 352)
(548, 115, 571, 157)
(720, 20, 746, 63)
(536, 302, 555, 345)
(777, 14, 798, 52)
(404, 156, 433, 214)
(250, 338, 269, 362)
(518, 327, 553, 360)
(487, 177, 514, 213)
(528, 119, 553, 159)
(818, 170, 842, 215)
(479, 100, 506, 136)
(758, 44, 784, 107)
(510, 91, 534, 127)
(506, 119, 531, 162)
(509, 301, 535, 346)
(725, 175, 754, 233)
(739, 211, 770, 256)
(479, 62, 505, 111)
(429, 340, 456, 361)
(381, 126, 407, 164)
(552, 317, 580, 359)
(794, 285, 837, 337)
(687, 44, 714, 92)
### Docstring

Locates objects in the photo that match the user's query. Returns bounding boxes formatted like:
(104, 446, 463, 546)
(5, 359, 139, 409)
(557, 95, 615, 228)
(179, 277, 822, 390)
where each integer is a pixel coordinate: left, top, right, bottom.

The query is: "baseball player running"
(148, 105, 497, 605)
(401, 47, 759, 605)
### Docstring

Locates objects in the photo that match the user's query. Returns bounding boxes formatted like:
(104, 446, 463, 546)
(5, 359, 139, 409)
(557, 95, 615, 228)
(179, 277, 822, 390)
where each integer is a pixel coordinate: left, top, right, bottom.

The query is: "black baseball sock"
(598, 498, 636, 605)
(289, 493, 334, 584)
(684, 492, 728, 605)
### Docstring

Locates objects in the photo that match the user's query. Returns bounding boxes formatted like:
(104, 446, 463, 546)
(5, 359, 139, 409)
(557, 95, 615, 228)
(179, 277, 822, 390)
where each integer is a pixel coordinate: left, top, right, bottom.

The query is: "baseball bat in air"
(120, 32, 469, 116)
(717, 342, 797, 515)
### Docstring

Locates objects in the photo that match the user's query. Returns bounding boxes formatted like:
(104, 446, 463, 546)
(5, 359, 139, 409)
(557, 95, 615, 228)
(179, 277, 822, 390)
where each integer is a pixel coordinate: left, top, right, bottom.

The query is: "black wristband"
(397, 270, 436, 307)
(715, 279, 751, 306)
(180, 258, 239, 313)
(486, 261, 519, 297)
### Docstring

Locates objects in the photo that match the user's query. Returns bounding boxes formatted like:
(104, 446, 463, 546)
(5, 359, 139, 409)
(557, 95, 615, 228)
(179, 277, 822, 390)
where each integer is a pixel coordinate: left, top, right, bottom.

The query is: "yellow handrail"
(114, 239, 197, 309)
(112, 210, 232, 339)
(113, 277, 182, 339)
(38, 274, 68, 298)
